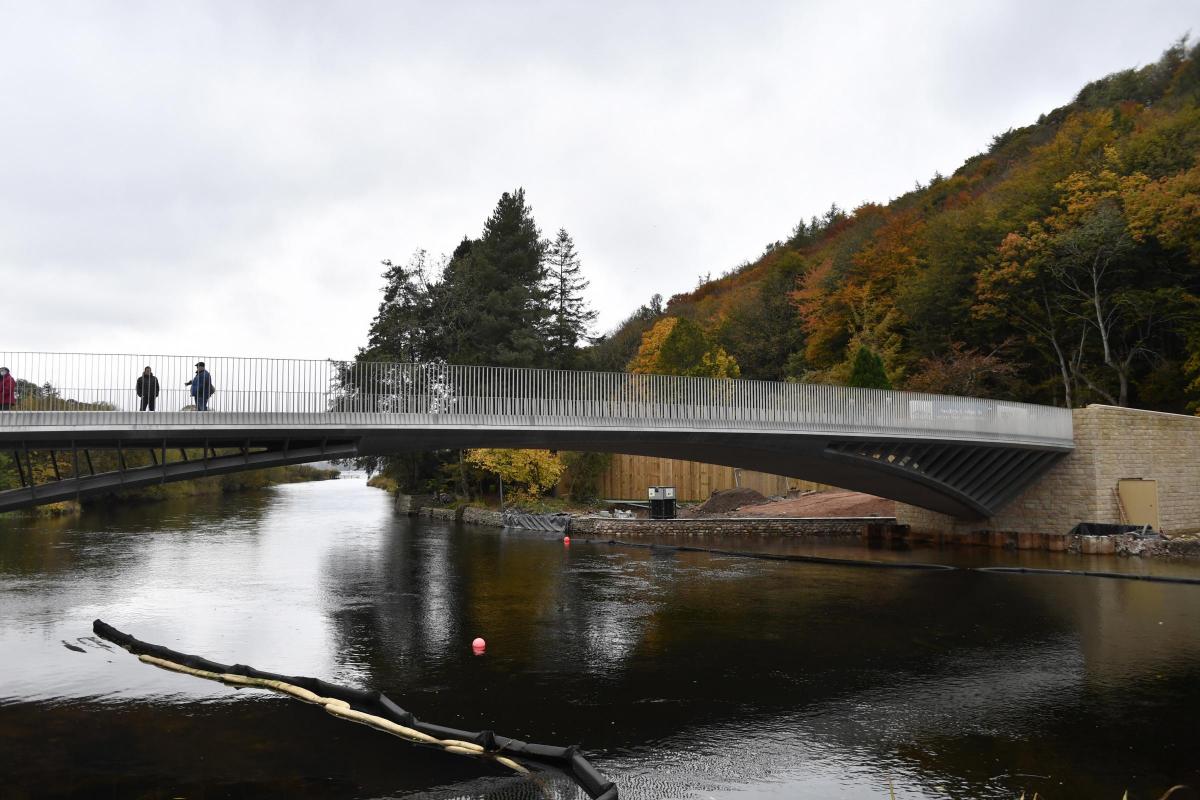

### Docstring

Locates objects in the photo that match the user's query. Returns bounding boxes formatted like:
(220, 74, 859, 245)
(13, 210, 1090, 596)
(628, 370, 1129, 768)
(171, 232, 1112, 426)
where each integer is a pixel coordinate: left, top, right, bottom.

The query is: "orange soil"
(720, 490, 895, 518)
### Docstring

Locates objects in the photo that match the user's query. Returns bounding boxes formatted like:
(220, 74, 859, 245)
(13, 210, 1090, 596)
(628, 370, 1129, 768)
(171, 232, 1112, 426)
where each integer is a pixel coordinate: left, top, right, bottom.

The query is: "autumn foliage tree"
(978, 150, 1198, 406)
(465, 449, 566, 502)
(1123, 162, 1200, 265)
(627, 317, 740, 378)
(905, 341, 1020, 396)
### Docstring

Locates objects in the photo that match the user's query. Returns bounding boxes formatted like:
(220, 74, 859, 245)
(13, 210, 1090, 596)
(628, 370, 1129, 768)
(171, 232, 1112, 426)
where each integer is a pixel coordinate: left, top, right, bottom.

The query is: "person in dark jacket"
(185, 362, 215, 411)
(136, 366, 160, 411)
(0, 367, 16, 410)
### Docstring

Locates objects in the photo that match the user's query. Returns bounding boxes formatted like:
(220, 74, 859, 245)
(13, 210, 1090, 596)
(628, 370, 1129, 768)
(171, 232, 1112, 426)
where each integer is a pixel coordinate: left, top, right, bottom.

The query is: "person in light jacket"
(0, 367, 16, 410)
(136, 366, 160, 411)
(185, 362, 215, 411)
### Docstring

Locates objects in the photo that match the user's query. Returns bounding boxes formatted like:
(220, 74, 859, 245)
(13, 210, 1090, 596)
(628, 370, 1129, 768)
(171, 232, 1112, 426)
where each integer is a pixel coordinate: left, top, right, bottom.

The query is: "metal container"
(648, 486, 676, 519)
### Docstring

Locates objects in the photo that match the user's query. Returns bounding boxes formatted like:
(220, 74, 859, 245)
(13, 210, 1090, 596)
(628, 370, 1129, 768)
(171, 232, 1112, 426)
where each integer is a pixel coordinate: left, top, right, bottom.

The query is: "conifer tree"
(362, 251, 439, 362)
(544, 228, 597, 369)
(847, 346, 892, 389)
(442, 189, 552, 367)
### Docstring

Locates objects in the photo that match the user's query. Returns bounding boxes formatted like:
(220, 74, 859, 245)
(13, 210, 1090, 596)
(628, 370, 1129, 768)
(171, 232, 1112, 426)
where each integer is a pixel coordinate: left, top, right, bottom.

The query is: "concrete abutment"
(896, 404, 1200, 537)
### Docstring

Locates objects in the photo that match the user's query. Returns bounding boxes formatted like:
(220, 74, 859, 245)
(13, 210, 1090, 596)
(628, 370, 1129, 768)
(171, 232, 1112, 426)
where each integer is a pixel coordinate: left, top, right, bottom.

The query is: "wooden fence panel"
(598, 454, 827, 501)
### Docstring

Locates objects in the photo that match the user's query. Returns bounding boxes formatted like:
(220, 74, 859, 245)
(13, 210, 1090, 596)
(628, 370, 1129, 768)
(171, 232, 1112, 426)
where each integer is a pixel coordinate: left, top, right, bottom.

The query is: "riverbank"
(381, 486, 1200, 561)
(695, 489, 1200, 559)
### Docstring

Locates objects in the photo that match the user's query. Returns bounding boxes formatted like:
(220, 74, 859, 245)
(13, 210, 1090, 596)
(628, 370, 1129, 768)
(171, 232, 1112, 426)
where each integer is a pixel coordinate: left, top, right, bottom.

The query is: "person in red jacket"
(0, 367, 16, 410)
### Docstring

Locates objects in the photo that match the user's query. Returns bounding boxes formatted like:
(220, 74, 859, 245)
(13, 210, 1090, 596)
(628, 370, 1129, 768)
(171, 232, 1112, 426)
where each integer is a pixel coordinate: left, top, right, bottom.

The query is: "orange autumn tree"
(1122, 163, 1200, 265)
(793, 207, 921, 386)
(626, 317, 678, 373)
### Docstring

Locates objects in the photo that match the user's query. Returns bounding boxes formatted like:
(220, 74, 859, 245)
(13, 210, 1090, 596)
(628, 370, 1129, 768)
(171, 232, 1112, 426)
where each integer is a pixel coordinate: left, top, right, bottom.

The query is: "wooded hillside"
(586, 38, 1200, 412)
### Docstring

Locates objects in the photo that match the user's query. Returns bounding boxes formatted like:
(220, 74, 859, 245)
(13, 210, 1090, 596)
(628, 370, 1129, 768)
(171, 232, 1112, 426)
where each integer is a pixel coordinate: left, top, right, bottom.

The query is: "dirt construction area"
(681, 488, 895, 518)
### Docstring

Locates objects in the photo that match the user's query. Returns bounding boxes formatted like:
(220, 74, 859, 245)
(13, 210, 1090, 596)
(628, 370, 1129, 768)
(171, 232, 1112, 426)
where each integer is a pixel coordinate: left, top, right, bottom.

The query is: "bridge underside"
(0, 437, 358, 513)
(0, 424, 1069, 518)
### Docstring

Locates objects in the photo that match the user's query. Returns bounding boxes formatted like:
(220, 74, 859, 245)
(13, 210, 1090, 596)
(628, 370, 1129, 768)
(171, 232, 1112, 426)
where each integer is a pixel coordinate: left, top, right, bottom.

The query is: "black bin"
(648, 486, 677, 519)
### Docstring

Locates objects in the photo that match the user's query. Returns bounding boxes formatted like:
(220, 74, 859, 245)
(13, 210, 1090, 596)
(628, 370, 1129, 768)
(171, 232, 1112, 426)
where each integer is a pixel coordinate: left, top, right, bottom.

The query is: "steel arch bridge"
(0, 352, 1074, 518)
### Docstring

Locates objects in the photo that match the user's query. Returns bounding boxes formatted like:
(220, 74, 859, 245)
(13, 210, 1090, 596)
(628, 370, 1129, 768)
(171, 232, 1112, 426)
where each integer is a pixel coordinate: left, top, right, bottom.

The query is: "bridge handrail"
(0, 351, 1074, 446)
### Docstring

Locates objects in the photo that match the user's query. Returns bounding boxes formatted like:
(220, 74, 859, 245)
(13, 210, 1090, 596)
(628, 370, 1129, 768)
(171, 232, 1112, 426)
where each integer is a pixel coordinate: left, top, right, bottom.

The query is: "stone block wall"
(896, 405, 1200, 536)
(416, 506, 457, 521)
(461, 506, 504, 527)
(568, 516, 890, 537)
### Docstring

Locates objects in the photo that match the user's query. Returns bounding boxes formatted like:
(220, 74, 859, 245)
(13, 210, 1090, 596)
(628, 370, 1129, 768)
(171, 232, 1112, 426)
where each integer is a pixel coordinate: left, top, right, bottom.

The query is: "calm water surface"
(2, 478, 1199, 799)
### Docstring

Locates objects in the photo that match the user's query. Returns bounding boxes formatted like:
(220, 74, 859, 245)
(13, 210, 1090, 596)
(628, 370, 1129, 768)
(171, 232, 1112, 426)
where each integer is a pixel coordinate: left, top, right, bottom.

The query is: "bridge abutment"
(896, 405, 1200, 537)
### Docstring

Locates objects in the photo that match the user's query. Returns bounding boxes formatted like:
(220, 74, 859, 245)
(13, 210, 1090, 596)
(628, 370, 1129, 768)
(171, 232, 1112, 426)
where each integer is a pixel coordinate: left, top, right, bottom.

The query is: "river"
(2, 477, 1199, 799)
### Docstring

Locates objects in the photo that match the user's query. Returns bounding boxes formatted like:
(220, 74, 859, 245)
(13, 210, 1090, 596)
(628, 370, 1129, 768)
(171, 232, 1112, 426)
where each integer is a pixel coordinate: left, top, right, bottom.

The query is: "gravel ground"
(682, 488, 895, 518)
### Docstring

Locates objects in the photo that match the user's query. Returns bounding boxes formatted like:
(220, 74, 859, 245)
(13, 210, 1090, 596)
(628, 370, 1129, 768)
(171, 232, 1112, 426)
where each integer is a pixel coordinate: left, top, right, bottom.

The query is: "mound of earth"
(693, 487, 770, 515)
(732, 490, 894, 518)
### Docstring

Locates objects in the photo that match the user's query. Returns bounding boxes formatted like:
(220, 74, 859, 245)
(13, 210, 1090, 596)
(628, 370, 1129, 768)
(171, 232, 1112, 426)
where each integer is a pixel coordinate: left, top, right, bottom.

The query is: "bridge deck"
(0, 353, 1074, 517)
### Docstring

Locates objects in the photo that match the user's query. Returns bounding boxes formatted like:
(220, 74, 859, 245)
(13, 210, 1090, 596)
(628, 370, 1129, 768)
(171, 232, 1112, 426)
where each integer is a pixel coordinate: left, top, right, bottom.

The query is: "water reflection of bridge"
(0, 352, 1073, 517)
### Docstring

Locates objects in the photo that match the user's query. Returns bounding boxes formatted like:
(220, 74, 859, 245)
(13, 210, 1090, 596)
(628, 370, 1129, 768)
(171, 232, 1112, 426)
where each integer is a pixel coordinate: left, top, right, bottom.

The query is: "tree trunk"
(1053, 340, 1073, 408)
(457, 449, 470, 498)
(1077, 371, 1118, 405)
(1044, 297, 1074, 407)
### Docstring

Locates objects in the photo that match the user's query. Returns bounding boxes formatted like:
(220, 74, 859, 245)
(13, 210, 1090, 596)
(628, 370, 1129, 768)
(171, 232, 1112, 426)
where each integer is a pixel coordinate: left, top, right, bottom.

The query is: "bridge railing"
(0, 352, 1073, 446)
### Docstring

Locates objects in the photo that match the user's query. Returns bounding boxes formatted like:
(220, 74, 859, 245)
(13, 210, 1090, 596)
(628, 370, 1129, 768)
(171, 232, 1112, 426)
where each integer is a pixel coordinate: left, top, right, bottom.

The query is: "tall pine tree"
(442, 189, 552, 367)
(544, 228, 597, 369)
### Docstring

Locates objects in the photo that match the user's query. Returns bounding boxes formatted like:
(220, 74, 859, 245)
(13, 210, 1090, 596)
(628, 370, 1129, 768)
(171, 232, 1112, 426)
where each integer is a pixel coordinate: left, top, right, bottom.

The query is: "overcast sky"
(2, 1, 1196, 361)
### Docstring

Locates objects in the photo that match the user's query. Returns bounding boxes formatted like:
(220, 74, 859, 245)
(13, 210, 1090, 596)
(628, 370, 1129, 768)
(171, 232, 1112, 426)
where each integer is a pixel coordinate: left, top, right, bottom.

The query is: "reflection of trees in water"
(319, 518, 472, 687)
(316, 521, 1200, 797)
(612, 561, 1200, 798)
(0, 513, 80, 576)
(323, 527, 1059, 730)
(1043, 577, 1200, 680)
(0, 492, 273, 579)
(321, 521, 584, 689)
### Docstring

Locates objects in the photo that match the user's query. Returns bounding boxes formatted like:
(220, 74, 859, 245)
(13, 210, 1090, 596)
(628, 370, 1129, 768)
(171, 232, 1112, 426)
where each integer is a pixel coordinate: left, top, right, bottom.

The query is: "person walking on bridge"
(0, 367, 16, 410)
(185, 362, 215, 411)
(136, 366, 159, 411)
